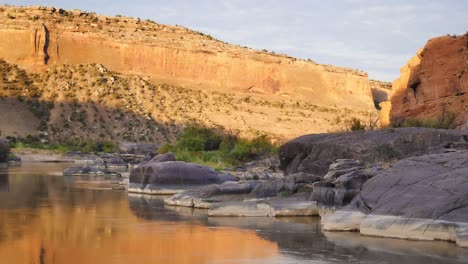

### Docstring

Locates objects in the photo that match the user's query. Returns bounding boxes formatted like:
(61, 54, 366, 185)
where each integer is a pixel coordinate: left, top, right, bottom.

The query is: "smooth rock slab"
(208, 193, 319, 217)
(322, 150, 468, 248)
(280, 128, 468, 175)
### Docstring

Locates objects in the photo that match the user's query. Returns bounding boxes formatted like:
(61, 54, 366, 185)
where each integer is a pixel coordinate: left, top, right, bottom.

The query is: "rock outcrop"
(279, 127, 468, 176)
(382, 34, 468, 128)
(323, 150, 468, 248)
(128, 161, 235, 194)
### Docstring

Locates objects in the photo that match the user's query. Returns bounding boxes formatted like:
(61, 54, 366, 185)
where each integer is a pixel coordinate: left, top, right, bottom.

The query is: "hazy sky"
(2, 0, 467, 81)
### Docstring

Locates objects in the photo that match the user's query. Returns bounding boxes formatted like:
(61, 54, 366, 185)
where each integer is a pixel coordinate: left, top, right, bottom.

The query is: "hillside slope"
(0, 60, 375, 142)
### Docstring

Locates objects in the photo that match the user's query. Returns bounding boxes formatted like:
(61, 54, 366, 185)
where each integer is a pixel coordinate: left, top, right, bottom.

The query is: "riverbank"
(126, 128, 468, 248)
(12, 148, 74, 162)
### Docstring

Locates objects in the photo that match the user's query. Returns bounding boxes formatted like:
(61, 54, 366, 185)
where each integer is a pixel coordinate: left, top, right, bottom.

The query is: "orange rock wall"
(383, 35, 468, 127)
(0, 6, 375, 110)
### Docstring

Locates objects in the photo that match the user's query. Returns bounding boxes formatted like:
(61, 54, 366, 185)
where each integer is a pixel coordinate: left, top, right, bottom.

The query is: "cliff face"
(0, 6, 374, 110)
(384, 35, 468, 128)
(0, 6, 382, 142)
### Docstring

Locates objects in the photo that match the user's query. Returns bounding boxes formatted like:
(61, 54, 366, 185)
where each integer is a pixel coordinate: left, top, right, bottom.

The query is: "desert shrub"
(346, 117, 366, 131)
(157, 125, 278, 169)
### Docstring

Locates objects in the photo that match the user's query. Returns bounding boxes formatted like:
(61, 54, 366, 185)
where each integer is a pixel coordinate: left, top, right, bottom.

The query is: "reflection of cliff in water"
(0, 167, 279, 264)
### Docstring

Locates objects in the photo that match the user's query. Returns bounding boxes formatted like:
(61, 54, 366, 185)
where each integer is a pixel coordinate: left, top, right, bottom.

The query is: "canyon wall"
(383, 35, 468, 128)
(0, 6, 374, 110)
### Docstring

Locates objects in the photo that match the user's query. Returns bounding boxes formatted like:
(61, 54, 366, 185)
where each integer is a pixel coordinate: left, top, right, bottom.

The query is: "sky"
(2, 0, 467, 81)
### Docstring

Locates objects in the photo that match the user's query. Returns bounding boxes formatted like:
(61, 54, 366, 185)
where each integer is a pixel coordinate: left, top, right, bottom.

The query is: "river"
(0, 163, 466, 264)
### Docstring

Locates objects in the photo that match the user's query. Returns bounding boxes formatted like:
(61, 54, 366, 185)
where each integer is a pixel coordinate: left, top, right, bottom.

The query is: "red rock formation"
(0, 6, 374, 110)
(383, 35, 468, 128)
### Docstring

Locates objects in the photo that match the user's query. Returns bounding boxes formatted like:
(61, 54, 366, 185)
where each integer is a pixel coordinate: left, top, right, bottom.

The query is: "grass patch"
(158, 125, 278, 170)
(392, 111, 457, 129)
(7, 135, 117, 154)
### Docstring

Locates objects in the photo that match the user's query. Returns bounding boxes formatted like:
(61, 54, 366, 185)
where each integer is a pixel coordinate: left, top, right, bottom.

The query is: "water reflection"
(0, 164, 466, 264)
(0, 163, 278, 264)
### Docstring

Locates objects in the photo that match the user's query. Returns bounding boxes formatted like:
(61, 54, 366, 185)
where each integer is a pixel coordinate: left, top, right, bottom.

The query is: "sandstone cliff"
(0, 6, 380, 142)
(0, 6, 374, 110)
(382, 34, 468, 128)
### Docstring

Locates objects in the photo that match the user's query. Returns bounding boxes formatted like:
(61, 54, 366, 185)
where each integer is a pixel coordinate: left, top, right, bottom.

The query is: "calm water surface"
(0, 163, 467, 264)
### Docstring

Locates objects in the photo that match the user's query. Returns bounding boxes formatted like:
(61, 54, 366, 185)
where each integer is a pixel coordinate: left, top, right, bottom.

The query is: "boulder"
(280, 127, 468, 176)
(323, 159, 369, 181)
(308, 160, 383, 209)
(323, 150, 468, 248)
(0, 138, 10, 163)
(128, 161, 235, 195)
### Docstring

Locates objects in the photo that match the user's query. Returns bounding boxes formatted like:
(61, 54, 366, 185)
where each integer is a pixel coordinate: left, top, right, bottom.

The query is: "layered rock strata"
(0, 6, 374, 110)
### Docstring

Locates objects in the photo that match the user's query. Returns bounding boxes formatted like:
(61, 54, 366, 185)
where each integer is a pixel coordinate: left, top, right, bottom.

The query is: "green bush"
(157, 126, 278, 169)
(229, 135, 276, 162)
(175, 125, 222, 151)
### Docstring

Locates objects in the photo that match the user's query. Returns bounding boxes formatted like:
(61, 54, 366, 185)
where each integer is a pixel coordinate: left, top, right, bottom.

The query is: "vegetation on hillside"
(391, 111, 458, 129)
(158, 125, 279, 170)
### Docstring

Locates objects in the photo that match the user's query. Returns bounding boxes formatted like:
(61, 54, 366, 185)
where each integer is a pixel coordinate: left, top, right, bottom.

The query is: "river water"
(0, 163, 467, 264)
